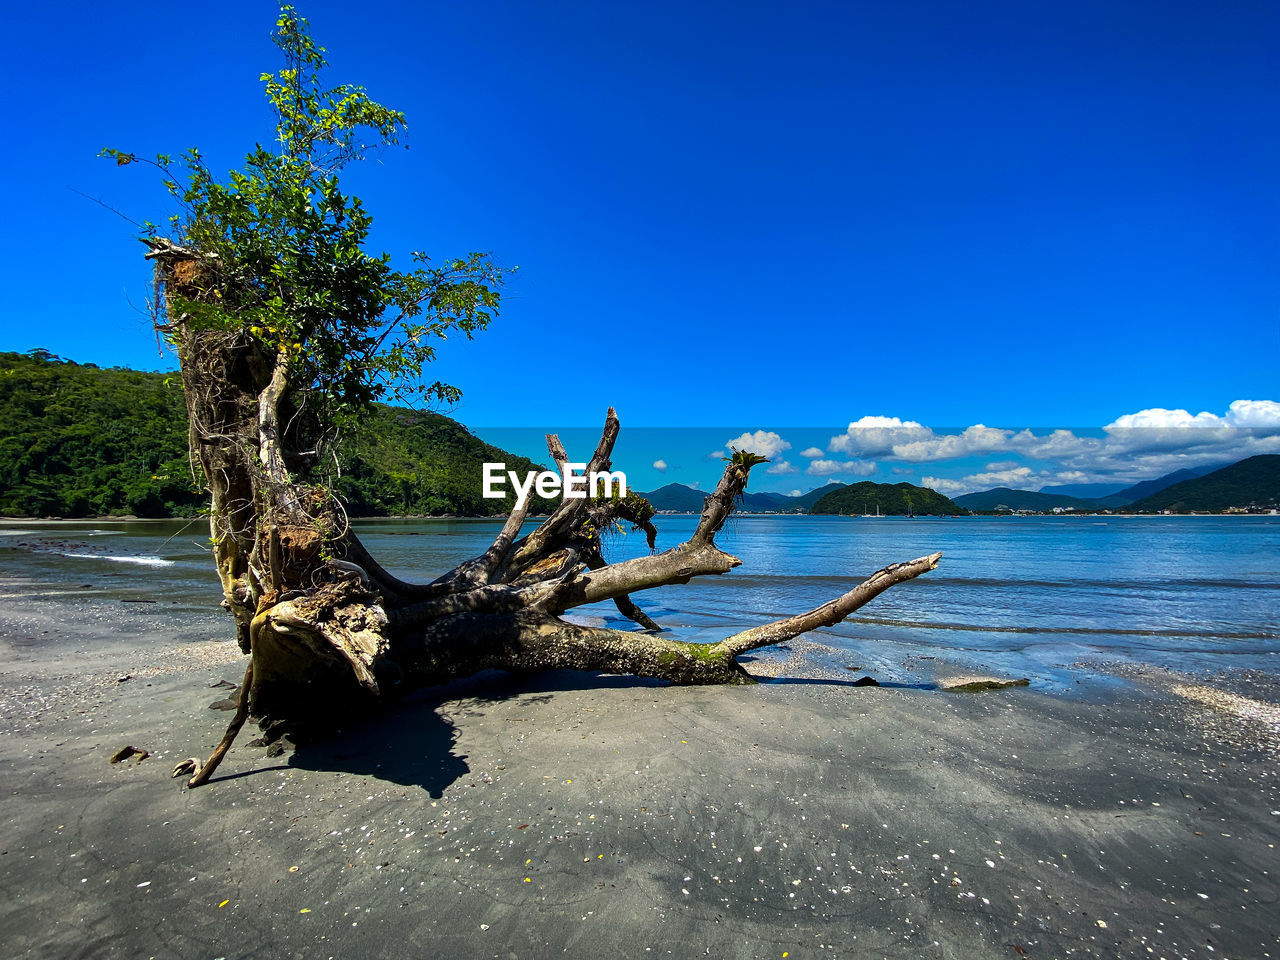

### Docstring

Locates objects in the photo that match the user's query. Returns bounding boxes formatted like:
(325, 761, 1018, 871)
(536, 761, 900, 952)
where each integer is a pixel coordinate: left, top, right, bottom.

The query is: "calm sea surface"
(2, 515, 1276, 689)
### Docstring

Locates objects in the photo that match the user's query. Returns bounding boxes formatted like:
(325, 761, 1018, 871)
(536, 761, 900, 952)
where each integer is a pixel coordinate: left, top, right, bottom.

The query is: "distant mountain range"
(954, 459, 1274, 513)
(644, 456, 1280, 517)
(641, 480, 962, 516)
(952, 487, 1102, 512)
(640, 481, 850, 513)
(1036, 481, 1129, 499)
(1125, 456, 1280, 513)
(1114, 464, 1225, 503)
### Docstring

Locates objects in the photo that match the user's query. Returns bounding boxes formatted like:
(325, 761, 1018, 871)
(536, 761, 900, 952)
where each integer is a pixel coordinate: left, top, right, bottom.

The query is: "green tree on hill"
(0, 350, 199, 517)
(0, 350, 553, 518)
(810, 481, 963, 516)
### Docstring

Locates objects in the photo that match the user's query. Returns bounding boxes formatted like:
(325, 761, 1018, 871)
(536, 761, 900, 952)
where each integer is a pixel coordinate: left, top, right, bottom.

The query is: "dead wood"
(146, 240, 942, 786)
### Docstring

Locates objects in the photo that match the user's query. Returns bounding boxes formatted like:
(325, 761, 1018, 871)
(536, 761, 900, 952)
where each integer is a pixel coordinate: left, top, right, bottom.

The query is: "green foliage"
(723, 447, 770, 471)
(101, 5, 505, 434)
(333, 406, 557, 517)
(0, 351, 553, 519)
(0, 351, 201, 517)
(809, 481, 965, 517)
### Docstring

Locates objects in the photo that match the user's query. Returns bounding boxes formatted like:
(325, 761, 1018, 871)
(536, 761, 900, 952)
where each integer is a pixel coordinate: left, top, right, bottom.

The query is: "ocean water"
(2, 515, 1276, 689)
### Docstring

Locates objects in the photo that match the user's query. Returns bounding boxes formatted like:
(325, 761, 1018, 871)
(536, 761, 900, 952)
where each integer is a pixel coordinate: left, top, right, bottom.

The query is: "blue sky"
(1, 1, 1276, 492)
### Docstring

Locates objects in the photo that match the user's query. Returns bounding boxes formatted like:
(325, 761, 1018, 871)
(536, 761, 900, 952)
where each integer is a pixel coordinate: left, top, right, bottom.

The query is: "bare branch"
(501, 408, 620, 577)
(583, 545, 661, 631)
(541, 540, 741, 612)
(716, 553, 942, 657)
(546, 433, 569, 470)
(692, 458, 753, 545)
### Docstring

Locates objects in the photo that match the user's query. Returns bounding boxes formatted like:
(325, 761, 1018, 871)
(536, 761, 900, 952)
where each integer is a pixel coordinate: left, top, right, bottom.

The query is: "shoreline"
(2, 579, 1278, 958)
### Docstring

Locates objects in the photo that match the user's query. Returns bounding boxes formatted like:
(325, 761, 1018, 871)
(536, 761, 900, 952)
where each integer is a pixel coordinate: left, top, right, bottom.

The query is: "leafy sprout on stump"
(101, 5, 508, 458)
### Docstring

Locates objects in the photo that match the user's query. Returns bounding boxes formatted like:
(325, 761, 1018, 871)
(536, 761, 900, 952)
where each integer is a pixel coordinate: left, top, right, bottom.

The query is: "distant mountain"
(959, 462, 1236, 513)
(1110, 464, 1226, 504)
(639, 483, 709, 512)
(1038, 481, 1128, 499)
(1126, 456, 1280, 513)
(639, 481, 850, 513)
(953, 487, 1098, 512)
(810, 481, 963, 516)
(790, 482, 850, 510)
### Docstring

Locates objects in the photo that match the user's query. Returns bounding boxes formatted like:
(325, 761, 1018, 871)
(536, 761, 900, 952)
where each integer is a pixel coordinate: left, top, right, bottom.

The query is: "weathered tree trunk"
(147, 239, 942, 787)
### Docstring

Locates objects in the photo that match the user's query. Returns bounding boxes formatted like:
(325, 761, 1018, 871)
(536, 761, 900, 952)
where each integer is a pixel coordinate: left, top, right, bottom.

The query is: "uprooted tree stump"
(147, 239, 942, 787)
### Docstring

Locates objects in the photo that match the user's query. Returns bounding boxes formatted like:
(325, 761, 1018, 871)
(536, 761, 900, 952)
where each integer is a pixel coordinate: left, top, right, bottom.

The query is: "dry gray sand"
(1, 586, 1278, 959)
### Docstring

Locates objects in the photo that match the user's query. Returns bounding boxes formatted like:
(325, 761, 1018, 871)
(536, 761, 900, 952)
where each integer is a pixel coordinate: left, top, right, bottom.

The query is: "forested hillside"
(0, 351, 198, 516)
(1126, 455, 1280, 513)
(0, 351, 551, 518)
(810, 481, 963, 516)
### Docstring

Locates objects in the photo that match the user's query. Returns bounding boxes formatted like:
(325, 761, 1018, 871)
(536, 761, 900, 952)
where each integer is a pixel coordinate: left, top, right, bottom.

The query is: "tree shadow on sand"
(284, 695, 470, 798)
(283, 669, 669, 797)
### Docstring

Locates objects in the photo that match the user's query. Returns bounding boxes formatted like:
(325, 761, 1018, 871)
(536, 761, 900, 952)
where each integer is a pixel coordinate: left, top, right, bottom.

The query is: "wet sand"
(1, 582, 1278, 959)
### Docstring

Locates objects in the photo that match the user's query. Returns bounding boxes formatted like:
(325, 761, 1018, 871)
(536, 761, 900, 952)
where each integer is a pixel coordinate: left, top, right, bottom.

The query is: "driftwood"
(145, 238, 942, 787)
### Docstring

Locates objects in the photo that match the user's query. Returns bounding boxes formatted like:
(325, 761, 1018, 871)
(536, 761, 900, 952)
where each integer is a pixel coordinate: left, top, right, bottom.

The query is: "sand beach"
(2, 565, 1278, 960)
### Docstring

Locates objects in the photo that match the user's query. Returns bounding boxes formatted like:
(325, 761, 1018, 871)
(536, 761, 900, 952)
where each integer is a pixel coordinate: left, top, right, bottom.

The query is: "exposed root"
(184, 660, 253, 788)
(171, 758, 201, 779)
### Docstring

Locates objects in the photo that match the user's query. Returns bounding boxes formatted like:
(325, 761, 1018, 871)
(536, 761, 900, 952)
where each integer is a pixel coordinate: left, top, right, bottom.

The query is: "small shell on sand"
(1170, 683, 1280, 733)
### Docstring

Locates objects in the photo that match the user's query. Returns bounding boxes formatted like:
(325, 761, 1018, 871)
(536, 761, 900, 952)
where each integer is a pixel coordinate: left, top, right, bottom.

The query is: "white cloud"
(892, 424, 1025, 462)
(1099, 401, 1280, 459)
(807, 460, 845, 476)
(1057, 439, 1280, 482)
(725, 430, 791, 459)
(800, 446, 825, 458)
(1024, 401, 1280, 475)
(920, 476, 970, 495)
(706, 449, 725, 460)
(1037, 470, 1091, 488)
(922, 466, 1049, 496)
(830, 416, 932, 456)
(807, 459, 877, 477)
(652, 459, 668, 472)
(854, 400, 1280, 470)
(766, 460, 799, 475)
(1226, 399, 1280, 427)
(1103, 400, 1280, 434)
(788, 489, 802, 497)
(808, 400, 1280, 494)
(1019, 429, 1096, 460)
(1108, 407, 1222, 431)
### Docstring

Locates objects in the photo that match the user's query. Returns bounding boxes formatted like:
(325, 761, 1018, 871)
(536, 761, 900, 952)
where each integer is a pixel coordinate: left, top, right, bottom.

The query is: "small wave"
(927, 576, 1280, 591)
(724, 574, 1280, 592)
(59, 552, 175, 568)
(841, 614, 1279, 641)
